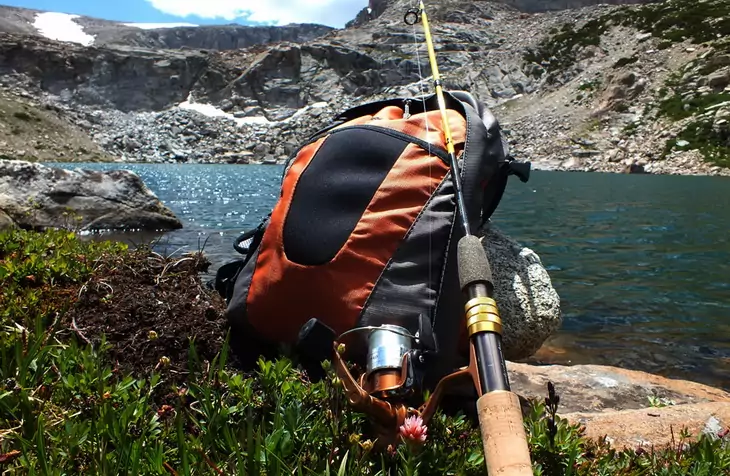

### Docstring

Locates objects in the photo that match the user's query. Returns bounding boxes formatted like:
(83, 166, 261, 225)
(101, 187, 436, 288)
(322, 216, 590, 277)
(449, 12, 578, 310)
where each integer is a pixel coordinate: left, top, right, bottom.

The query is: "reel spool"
(338, 324, 418, 400)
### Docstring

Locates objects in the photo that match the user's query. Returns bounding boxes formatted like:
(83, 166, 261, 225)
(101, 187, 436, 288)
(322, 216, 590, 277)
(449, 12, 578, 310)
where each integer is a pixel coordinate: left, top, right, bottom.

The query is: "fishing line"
(409, 0, 436, 326)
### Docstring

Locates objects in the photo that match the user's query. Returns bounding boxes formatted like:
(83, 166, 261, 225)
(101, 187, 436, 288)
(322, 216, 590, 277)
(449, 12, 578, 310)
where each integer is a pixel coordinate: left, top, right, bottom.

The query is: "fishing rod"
(297, 2, 533, 473)
(403, 2, 534, 474)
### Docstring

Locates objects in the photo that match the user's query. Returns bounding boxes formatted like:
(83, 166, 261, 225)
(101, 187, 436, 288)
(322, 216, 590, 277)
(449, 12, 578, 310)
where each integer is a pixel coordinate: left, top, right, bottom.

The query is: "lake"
(53, 162, 730, 391)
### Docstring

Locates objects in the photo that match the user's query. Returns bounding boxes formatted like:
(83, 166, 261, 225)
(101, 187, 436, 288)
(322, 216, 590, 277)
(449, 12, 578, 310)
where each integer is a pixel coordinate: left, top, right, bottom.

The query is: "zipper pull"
(403, 99, 411, 119)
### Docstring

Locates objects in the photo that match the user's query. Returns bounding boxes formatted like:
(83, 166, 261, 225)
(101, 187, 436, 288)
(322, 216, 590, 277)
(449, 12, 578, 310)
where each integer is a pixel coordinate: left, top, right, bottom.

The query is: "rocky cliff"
(0, 0, 727, 175)
(85, 22, 335, 52)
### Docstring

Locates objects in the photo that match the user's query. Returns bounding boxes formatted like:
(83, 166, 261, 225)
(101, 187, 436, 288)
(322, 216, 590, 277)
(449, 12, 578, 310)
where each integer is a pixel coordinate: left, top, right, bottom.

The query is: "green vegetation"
(622, 121, 639, 136)
(654, 66, 730, 167)
(577, 78, 602, 92)
(523, 20, 608, 76)
(608, 0, 730, 45)
(525, 0, 730, 78)
(658, 93, 730, 121)
(1, 229, 730, 475)
(663, 119, 730, 168)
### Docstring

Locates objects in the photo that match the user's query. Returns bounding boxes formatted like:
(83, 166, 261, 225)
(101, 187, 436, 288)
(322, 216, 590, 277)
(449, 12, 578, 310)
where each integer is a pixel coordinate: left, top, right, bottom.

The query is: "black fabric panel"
(423, 216, 465, 391)
(283, 127, 409, 266)
(226, 244, 262, 330)
(359, 176, 455, 335)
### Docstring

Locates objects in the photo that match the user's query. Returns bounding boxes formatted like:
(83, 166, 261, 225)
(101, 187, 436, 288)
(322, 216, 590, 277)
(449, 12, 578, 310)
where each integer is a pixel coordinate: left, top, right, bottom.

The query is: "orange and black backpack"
(215, 90, 530, 386)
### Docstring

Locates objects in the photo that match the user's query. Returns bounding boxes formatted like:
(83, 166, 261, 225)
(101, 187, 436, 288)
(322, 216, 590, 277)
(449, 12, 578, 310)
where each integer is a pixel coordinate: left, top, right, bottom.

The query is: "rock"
(571, 149, 600, 157)
(708, 69, 730, 90)
(606, 148, 622, 162)
(562, 157, 582, 169)
(0, 0, 726, 179)
(709, 54, 730, 68)
(0, 159, 182, 231)
(508, 362, 730, 414)
(0, 209, 15, 231)
(565, 402, 730, 450)
(618, 71, 637, 86)
(478, 224, 562, 360)
(507, 362, 730, 449)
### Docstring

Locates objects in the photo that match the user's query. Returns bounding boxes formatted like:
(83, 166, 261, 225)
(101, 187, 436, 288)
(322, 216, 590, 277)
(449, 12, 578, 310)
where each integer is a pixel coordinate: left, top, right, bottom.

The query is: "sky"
(0, 0, 369, 28)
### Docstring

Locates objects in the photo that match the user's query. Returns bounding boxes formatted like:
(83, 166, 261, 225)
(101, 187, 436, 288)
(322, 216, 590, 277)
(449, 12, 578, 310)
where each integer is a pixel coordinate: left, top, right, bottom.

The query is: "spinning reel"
(296, 315, 486, 448)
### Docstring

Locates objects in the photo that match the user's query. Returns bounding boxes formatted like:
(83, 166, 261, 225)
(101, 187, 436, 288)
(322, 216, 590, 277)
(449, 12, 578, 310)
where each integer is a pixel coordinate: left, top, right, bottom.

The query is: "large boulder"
(0, 159, 182, 232)
(479, 224, 562, 360)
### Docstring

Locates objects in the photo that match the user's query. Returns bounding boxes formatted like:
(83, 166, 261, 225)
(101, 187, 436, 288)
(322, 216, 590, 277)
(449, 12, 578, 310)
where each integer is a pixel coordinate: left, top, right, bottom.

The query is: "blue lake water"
(53, 163, 730, 391)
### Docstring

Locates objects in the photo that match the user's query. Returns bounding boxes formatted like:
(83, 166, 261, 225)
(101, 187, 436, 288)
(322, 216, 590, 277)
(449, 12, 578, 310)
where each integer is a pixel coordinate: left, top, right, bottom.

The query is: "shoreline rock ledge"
(0, 159, 182, 232)
(509, 362, 730, 450)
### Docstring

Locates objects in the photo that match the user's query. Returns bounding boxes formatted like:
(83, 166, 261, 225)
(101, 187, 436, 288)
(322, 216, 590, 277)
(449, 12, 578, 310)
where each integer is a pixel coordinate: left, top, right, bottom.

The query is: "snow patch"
(122, 22, 199, 29)
(178, 95, 272, 126)
(177, 95, 329, 127)
(33, 12, 95, 46)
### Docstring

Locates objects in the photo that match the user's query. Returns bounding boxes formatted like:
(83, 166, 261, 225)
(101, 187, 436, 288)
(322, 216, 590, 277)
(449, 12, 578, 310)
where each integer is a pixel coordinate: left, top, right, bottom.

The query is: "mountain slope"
(0, 0, 727, 175)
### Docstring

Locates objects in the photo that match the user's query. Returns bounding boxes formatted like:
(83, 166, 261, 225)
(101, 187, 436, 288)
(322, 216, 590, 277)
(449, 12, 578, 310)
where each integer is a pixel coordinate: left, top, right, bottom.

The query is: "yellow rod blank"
(418, 1, 456, 157)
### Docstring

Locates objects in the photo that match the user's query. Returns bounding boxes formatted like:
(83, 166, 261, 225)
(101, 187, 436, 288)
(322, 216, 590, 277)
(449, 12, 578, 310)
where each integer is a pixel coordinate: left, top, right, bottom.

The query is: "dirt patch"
(64, 247, 231, 386)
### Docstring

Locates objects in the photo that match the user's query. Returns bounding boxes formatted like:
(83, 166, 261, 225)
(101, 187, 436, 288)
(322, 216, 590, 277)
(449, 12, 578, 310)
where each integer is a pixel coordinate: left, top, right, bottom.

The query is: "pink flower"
(399, 415, 428, 444)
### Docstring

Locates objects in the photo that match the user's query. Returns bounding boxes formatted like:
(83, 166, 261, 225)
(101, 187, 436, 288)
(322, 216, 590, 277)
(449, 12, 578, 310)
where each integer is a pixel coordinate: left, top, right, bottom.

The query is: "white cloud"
(145, 0, 368, 28)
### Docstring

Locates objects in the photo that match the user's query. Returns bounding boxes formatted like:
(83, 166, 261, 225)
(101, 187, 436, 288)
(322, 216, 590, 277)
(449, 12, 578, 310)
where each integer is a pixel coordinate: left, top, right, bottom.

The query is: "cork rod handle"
(477, 390, 533, 476)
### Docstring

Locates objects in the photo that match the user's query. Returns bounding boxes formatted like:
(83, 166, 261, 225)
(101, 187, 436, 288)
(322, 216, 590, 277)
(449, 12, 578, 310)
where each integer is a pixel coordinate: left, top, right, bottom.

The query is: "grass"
(1, 229, 730, 475)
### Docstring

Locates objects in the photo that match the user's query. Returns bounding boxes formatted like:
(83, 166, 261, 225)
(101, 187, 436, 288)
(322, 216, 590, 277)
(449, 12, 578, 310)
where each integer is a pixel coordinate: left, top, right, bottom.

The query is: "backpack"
(215, 90, 530, 387)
